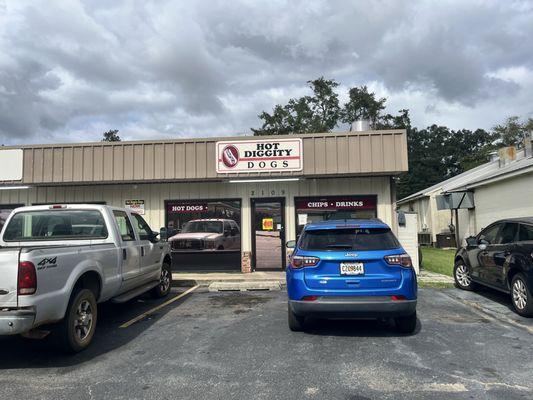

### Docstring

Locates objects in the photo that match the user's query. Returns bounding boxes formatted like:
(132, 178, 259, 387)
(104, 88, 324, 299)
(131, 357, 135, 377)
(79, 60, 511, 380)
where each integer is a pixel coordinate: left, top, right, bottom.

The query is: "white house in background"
(398, 136, 533, 247)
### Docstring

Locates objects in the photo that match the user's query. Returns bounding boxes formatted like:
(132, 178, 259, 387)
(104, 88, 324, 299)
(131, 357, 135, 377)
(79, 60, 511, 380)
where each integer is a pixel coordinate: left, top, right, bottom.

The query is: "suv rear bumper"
(289, 297, 417, 318)
(0, 309, 36, 335)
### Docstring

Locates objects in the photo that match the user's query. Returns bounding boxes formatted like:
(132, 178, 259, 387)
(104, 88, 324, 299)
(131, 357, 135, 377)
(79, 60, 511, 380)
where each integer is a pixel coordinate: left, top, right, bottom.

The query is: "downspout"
(390, 176, 398, 235)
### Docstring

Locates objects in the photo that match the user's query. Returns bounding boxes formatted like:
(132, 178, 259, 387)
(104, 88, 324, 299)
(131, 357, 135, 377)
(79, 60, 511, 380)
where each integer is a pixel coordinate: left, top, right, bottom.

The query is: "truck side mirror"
(286, 240, 296, 249)
(159, 228, 168, 241)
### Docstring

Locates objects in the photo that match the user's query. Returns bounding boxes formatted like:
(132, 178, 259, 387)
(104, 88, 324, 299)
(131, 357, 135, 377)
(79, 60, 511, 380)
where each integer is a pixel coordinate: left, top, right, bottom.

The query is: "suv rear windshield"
(299, 228, 400, 251)
(2, 210, 108, 241)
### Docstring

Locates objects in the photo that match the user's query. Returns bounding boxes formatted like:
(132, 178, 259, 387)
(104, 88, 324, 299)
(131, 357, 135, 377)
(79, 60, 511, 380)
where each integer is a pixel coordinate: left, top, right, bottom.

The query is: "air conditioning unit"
(436, 233, 456, 248)
(418, 233, 432, 246)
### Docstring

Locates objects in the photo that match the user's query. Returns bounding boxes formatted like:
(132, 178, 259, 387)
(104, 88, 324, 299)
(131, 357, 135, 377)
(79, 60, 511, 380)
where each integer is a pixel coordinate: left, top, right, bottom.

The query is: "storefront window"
(165, 200, 241, 271)
(295, 196, 377, 235)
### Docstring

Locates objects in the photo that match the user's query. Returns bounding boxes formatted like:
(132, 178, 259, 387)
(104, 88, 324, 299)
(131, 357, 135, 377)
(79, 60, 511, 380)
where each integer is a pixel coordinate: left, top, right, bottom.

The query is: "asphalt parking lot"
(1, 287, 533, 400)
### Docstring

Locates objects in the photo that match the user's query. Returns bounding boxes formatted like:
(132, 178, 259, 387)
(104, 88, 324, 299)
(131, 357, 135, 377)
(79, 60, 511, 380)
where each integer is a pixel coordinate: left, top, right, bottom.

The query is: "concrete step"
(208, 281, 283, 292)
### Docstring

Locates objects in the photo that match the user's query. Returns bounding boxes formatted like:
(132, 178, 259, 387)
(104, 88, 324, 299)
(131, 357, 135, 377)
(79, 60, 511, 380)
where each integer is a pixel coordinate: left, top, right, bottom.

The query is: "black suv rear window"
(299, 228, 400, 251)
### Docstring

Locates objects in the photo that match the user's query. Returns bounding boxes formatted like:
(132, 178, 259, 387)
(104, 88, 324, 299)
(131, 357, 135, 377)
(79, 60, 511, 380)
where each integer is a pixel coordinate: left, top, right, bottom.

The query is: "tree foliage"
(492, 116, 533, 148)
(396, 126, 496, 199)
(340, 86, 386, 126)
(251, 77, 529, 199)
(102, 129, 121, 142)
(252, 77, 340, 135)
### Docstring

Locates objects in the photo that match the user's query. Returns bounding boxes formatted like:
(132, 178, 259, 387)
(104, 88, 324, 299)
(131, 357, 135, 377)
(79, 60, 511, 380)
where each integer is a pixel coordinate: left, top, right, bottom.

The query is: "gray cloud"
(0, 0, 532, 145)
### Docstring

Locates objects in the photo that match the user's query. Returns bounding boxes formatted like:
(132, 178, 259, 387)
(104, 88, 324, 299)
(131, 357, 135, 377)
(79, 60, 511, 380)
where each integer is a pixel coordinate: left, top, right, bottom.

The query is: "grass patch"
(418, 281, 455, 289)
(421, 247, 456, 277)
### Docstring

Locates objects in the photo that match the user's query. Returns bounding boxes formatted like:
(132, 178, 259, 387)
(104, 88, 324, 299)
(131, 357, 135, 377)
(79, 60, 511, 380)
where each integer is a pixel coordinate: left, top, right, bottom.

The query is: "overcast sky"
(0, 0, 532, 145)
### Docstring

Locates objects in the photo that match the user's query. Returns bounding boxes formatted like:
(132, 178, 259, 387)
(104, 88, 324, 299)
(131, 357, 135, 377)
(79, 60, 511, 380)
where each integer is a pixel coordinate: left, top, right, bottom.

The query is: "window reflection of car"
(168, 219, 240, 251)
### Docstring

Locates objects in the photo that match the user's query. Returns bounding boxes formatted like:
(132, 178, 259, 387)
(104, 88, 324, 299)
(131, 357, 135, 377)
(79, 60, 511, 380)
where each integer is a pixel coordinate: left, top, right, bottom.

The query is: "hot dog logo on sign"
(216, 138, 303, 173)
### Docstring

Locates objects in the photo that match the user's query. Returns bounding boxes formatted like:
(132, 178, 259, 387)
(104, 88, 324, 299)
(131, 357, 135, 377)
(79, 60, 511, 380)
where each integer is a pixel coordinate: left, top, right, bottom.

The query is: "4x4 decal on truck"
(37, 257, 58, 270)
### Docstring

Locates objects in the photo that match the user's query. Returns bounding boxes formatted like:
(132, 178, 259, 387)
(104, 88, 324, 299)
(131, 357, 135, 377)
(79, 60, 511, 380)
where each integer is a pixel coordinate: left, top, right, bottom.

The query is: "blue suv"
(286, 219, 417, 333)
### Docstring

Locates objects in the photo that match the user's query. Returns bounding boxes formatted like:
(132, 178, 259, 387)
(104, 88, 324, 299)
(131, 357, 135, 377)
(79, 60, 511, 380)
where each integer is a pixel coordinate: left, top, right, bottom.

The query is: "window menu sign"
(216, 138, 303, 173)
(125, 199, 145, 215)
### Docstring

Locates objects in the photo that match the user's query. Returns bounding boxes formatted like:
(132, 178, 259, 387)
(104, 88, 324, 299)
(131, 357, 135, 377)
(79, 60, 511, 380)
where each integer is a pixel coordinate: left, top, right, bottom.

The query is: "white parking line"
(119, 285, 199, 329)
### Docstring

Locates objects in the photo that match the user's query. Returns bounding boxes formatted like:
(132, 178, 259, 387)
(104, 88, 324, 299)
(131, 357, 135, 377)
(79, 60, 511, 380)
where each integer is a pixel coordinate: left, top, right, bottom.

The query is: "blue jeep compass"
(286, 219, 417, 333)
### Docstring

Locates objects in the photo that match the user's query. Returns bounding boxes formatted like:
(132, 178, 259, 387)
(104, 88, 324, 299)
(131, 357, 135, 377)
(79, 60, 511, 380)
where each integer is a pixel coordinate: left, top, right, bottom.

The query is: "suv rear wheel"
(511, 273, 533, 317)
(454, 261, 477, 291)
(395, 312, 417, 334)
(288, 303, 305, 331)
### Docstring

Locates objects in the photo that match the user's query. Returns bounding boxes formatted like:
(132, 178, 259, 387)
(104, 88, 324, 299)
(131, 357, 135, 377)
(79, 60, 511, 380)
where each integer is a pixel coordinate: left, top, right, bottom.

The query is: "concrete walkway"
(172, 269, 454, 290)
(417, 270, 454, 286)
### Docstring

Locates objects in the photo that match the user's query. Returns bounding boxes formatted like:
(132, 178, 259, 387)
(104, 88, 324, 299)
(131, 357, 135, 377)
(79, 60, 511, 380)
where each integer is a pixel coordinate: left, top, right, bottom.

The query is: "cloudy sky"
(0, 0, 532, 145)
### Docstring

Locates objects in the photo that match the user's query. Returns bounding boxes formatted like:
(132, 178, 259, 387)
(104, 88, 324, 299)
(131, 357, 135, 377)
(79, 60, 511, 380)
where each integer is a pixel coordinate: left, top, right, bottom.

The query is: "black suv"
(454, 218, 533, 317)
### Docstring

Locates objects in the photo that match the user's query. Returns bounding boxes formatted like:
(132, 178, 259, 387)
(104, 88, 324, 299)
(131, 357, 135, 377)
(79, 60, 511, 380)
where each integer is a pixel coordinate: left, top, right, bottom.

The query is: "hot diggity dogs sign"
(216, 138, 303, 173)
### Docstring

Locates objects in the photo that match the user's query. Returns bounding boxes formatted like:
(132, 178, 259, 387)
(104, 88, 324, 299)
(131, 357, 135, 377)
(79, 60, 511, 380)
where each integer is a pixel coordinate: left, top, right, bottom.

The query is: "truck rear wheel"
(151, 262, 172, 298)
(56, 288, 98, 353)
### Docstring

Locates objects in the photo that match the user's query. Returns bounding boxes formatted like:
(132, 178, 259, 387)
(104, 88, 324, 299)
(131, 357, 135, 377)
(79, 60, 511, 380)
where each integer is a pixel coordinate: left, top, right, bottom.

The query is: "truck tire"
(288, 303, 306, 332)
(56, 288, 98, 353)
(151, 261, 172, 298)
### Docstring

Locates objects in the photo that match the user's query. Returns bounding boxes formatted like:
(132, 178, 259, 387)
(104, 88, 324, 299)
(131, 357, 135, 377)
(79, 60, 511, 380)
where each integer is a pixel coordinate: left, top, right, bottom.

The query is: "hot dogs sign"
(216, 138, 303, 173)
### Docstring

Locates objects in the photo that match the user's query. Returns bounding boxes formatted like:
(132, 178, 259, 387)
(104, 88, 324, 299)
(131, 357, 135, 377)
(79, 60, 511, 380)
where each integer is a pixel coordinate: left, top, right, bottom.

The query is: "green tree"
(396, 126, 496, 199)
(252, 77, 340, 135)
(102, 129, 121, 142)
(492, 116, 533, 148)
(340, 85, 386, 127)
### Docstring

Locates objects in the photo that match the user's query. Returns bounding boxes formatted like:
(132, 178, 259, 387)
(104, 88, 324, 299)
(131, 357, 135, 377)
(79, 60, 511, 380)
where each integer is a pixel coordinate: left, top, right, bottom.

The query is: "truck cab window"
(132, 214, 153, 241)
(113, 211, 136, 241)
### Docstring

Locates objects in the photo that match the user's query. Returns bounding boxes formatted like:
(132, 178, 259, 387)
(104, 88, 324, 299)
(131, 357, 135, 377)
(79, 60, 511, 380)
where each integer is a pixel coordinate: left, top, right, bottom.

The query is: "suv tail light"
(291, 256, 320, 269)
(384, 254, 413, 268)
(18, 261, 37, 295)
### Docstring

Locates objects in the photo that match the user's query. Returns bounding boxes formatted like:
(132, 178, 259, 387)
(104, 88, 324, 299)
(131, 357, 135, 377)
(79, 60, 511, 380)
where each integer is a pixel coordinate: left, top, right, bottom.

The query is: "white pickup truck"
(0, 204, 172, 352)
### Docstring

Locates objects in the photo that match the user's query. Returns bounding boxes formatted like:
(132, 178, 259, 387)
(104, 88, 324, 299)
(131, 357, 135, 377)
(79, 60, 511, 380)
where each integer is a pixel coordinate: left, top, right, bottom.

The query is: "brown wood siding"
(4, 130, 407, 185)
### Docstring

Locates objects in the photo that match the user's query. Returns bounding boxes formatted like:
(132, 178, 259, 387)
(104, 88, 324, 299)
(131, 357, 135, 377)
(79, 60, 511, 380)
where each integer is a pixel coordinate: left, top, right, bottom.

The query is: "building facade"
(398, 141, 533, 247)
(0, 130, 408, 272)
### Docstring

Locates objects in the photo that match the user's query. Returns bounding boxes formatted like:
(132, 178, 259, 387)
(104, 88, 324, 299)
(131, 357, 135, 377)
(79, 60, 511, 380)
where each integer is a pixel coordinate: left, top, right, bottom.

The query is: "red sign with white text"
(167, 203, 209, 214)
(295, 196, 377, 211)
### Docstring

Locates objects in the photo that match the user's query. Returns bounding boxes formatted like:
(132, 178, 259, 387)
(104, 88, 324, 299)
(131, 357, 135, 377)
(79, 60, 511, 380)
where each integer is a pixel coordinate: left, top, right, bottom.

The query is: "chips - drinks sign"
(216, 138, 303, 173)
(295, 196, 377, 211)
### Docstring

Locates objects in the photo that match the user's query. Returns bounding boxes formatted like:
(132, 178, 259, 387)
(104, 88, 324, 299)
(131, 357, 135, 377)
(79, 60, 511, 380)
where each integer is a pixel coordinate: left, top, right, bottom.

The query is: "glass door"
(252, 198, 286, 270)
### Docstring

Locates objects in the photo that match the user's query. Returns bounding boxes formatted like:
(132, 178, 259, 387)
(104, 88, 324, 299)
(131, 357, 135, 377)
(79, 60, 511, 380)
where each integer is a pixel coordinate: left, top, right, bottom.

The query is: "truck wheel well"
(454, 256, 464, 264)
(74, 271, 102, 301)
(163, 255, 172, 266)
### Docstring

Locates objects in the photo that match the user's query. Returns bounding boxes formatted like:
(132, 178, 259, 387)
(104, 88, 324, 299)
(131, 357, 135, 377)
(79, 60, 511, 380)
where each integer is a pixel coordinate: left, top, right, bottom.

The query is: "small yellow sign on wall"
(262, 218, 274, 230)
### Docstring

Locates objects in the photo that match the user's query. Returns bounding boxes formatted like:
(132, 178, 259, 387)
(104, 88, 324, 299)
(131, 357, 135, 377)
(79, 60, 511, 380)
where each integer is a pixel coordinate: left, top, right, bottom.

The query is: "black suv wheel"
(454, 260, 477, 291)
(511, 273, 533, 317)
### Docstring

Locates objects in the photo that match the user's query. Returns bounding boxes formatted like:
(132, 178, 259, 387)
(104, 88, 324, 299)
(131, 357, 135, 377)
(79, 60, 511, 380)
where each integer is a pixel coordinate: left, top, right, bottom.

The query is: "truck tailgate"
(0, 248, 20, 307)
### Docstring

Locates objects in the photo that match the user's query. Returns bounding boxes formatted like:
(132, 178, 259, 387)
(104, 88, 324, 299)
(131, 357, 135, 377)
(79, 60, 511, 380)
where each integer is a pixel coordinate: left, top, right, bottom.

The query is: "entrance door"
(252, 198, 286, 270)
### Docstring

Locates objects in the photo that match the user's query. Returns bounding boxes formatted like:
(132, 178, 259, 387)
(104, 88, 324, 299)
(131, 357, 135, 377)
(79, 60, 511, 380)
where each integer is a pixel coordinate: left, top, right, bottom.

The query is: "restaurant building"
(0, 130, 408, 272)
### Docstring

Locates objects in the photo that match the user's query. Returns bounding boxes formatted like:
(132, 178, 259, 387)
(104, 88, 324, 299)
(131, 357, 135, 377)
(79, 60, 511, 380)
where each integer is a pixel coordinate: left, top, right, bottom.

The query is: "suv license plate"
(340, 262, 364, 275)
